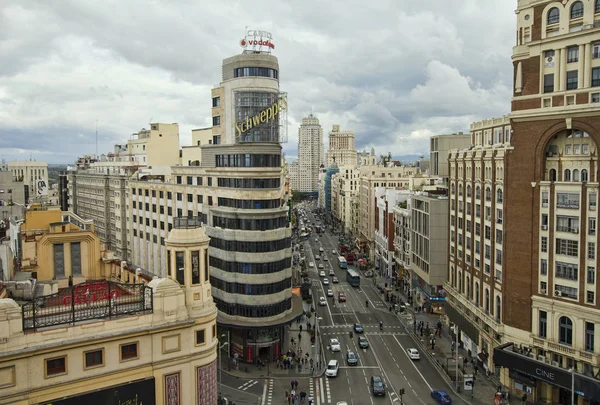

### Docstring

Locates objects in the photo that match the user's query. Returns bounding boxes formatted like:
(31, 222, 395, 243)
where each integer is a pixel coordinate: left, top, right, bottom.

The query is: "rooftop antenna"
(95, 120, 98, 158)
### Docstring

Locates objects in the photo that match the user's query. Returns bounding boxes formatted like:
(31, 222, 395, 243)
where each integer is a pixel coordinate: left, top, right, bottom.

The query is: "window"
(566, 70, 578, 90)
(544, 74, 554, 93)
(547, 7, 560, 24)
(587, 291, 595, 303)
(84, 349, 104, 369)
(564, 169, 571, 181)
(556, 216, 579, 233)
(212, 116, 221, 126)
(593, 67, 600, 87)
(589, 217, 596, 235)
(588, 242, 596, 260)
(542, 191, 549, 208)
(120, 343, 138, 361)
(557, 193, 579, 209)
(590, 193, 597, 210)
(212, 96, 220, 107)
(556, 261, 578, 280)
(176, 176, 182, 184)
(573, 169, 580, 182)
(596, 0, 600, 13)
(587, 266, 595, 284)
(539, 311, 547, 338)
(196, 329, 206, 345)
(46, 356, 67, 377)
(496, 189, 503, 204)
(559, 316, 573, 346)
(593, 93, 600, 103)
(541, 237, 548, 252)
(582, 169, 589, 182)
(571, 1, 584, 19)
(567, 47, 579, 64)
(541, 259, 548, 275)
(585, 322, 595, 352)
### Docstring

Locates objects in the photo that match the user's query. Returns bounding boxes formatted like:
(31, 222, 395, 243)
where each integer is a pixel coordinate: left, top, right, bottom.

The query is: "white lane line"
(261, 379, 268, 405)
(392, 335, 433, 392)
(266, 379, 273, 405)
(319, 376, 325, 404)
(325, 377, 332, 403)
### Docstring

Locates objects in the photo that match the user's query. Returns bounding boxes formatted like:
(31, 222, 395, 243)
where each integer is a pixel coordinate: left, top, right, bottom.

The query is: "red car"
(338, 292, 347, 302)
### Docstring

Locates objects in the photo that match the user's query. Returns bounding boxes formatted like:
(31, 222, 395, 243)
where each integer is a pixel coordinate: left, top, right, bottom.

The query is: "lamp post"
(570, 367, 575, 405)
(218, 334, 228, 400)
(454, 324, 459, 391)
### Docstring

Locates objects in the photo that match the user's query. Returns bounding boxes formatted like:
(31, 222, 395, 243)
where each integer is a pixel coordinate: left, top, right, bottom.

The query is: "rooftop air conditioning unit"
(541, 225, 548, 230)
(540, 288, 547, 294)
(551, 361, 560, 367)
(555, 290, 562, 297)
(538, 355, 546, 362)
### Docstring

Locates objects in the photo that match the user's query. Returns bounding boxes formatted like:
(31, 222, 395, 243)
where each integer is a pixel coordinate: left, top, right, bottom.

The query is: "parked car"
(319, 297, 327, 306)
(329, 338, 341, 352)
(332, 276, 339, 284)
(325, 360, 339, 377)
(358, 336, 369, 349)
(327, 289, 334, 297)
(431, 390, 452, 405)
(371, 375, 386, 396)
(353, 323, 364, 333)
(346, 351, 358, 366)
(338, 292, 346, 302)
(407, 348, 420, 360)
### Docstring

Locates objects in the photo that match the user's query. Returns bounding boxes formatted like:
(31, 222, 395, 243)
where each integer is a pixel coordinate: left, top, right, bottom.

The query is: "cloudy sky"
(0, 0, 516, 164)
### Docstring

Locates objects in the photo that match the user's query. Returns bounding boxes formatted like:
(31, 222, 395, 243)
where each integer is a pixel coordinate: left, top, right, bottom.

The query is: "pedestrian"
(299, 325, 303, 332)
(308, 396, 313, 405)
(285, 390, 289, 400)
(291, 380, 295, 391)
(298, 332, 302, 341)
(295, 380, 299, 390)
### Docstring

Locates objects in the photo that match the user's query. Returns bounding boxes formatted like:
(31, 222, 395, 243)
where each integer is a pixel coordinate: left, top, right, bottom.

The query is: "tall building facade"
(430, 133, 471, 184)
(8, 160, 48, 204)
(291, 114, 323, 192)
(129, 47, 301, 363)
(325, 125, 358, 166)
(491, 1, 600, 403)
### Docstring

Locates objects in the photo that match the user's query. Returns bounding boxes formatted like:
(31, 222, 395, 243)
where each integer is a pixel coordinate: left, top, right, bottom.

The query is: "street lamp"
(569, 367, 575, 405)
(312, 316, 323, 375)
(218, 334, 228, 400)
(453, 324, 459, 391)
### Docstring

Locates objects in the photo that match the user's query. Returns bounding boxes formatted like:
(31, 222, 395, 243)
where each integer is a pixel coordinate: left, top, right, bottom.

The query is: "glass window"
(212, 97, 220, 107)
(566, 70, 578, 89)
(176, 251, 185, 285)
(541, 259, 548, 275)
(191, 251, 200, 284)
(85, 349, 104, 368)
(548, 7, 560, 24)
(539, 311, 547, 338)
(212, 116, 221, 126)
(46, 356, 67, 377)
(589, 242, 596, 260)
(593, 67, 600, 87)
(544, 74, 554, 93)
(559, 316, 573, 345)
(585, 322, 595, 352)
(571, 1, 584, 19)
(587, 266, 595, 284)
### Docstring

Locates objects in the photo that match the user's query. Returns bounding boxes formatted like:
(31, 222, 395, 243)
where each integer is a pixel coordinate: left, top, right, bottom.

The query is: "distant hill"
(392, 154, 427, 163)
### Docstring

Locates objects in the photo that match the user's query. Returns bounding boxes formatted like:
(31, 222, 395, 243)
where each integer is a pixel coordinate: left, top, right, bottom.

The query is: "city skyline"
(0, 0, 515, 164)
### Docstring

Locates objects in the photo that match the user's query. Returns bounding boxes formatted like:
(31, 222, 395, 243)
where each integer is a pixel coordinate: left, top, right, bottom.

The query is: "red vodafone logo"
(239, 38, 275, 49)
(240, 39, 247, 48)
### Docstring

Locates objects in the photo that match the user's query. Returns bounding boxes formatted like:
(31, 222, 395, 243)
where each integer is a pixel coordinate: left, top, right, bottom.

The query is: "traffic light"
(399, 388, 405, 395)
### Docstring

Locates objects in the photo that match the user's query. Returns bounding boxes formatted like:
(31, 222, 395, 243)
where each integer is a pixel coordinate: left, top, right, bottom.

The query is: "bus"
(346, 269, 360, 287)
(337, 256, 348, 269)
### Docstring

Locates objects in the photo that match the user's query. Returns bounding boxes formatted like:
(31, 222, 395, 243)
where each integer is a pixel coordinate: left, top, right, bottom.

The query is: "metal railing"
(22, 280, 153, 332)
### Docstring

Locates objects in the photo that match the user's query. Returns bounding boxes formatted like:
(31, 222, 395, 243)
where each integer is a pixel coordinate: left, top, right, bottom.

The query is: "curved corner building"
(205, 49, 302, 363)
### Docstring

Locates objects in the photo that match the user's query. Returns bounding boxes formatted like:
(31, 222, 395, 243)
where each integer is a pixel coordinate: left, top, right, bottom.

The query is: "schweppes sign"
(235, 96, 288, 138)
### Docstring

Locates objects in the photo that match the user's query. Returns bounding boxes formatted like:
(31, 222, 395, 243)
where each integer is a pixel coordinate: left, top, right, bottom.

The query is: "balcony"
(532, 335, 597, 365)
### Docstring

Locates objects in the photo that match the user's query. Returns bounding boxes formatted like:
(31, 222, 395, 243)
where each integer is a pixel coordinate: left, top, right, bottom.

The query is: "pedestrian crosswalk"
(238, 379, 260, 391)
(320, 324, 404, 329)
(321, 331, 407, 337)
(265, 379, 273, 405)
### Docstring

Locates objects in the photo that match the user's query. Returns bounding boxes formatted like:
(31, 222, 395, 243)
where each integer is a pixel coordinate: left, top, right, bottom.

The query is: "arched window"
(466, 276, 471, 299)
(564, 169, 571, 181)
(548, 7, 560, 24)
(467, 185, 472, 197)
(497, 189, 503, 204)
(559, 316, 573, 346)
(496, 296, 502, 323)
(571, 1, 584, 19)
(573, 169, 580, 182)
(475, 283, 480, 306)
(549, 169, 557, 182)
(596, 0, 600, 13)
(476, 186, 481, 200)
(582, 169, 588, 182)
(485, 289, 490, 312)
(485, 187, 491, 201)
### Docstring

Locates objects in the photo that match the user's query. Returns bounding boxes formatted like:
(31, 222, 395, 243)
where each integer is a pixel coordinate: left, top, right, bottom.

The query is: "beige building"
(121, 123, 181, 166)
(0, 210, 219, 405)
(325, 125, 358, 167)
(331, 166, 361, 233)
(430, 133, 471, 183)
(8, 160, 49, 203)
(292, 114, 323, 192)
(392, 198, 412, 283)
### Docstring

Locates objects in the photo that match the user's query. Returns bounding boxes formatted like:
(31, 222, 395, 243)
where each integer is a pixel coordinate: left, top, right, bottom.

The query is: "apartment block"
(325, 125, 358, 167)
(8, 160, 48, 203)
(430, 133, 471, 183)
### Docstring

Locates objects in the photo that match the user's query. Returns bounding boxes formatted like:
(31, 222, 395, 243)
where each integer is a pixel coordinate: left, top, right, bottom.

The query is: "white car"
(329, 269, 335, 276)
(318, 263, 324, 269)
(329, 338, 341, 352)
(407, 348, 420, 360)
(325, 359, 339, 377)
(319, 297, 327, 306)
(309, 262, 315, 268)
(323, 256, 328, 261)
(327, 289, 334, 297)
(323, 278, 330, 285)
(319, 270, 326, 277)
(315, 255, 321, 261)
(332, 249, 337, 255)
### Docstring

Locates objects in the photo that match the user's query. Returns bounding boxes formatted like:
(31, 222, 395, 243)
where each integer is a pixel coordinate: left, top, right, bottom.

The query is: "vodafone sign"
(240, 29, 275, 51)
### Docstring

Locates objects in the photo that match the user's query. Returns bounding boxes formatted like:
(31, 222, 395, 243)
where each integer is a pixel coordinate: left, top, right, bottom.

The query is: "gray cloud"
(0, 0, 515, 163)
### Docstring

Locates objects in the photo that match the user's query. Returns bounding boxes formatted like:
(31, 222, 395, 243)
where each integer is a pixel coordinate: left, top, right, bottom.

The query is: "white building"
(8, 160, 49, 203)
(326, 125, 358, 167)
(292, 114, 323, 192)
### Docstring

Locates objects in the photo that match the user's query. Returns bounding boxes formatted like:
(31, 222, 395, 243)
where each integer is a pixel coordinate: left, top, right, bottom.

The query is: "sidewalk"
(372, 278, 502, 405)
(220, 301, 326, 380)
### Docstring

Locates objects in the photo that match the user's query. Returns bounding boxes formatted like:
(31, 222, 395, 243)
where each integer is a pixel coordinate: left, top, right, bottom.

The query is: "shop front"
(494, 343, 600, 405)
(228, 326, 284, 364)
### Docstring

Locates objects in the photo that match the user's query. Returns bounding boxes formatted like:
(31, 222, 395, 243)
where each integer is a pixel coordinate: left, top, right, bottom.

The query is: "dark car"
(358, 336, 369, 349)
(346, 351, 358, 366)
(371, 375, 386, 396)
(431, 390, 452, 404)
(338, 292, 346, 302)
(353, 323, 364, 333)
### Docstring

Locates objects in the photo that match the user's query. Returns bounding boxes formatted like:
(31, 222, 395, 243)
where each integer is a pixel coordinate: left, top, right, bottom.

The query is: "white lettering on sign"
(535, 368, 555, 381)
(247, 30, 272, 39)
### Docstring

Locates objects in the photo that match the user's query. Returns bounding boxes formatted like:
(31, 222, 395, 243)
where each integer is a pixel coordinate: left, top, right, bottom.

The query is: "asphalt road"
(298, 209, 467, 405)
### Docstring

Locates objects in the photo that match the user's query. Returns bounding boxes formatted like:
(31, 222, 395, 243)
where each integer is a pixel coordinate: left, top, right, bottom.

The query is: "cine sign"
(235, 96, 288, 138)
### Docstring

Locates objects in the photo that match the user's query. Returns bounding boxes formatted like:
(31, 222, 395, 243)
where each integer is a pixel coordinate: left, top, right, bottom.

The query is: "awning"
(413, 282, 446, 302)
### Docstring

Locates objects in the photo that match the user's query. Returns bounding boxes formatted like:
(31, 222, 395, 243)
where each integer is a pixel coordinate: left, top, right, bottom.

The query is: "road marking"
(261, 379, 268, 405)
(266, 379, 273, 405)
(339, 365, 379, 369)
(309, 377, 315, 400)
(392, 335, 433, 392)
(319, 377, 325, 404)
(324, 377, 332, 403)
(238, 379, 259, 390)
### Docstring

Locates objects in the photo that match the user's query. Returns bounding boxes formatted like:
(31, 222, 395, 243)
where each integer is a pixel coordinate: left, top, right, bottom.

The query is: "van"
(371, 375, 386, 396)
(325, 360, 339, 377)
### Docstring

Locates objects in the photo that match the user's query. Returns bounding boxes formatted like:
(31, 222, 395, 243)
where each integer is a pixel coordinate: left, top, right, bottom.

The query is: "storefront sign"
(43, 377, 155, 405)
(240, 29, 275, 50)
(235, 96, 288, 138)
